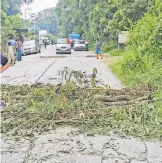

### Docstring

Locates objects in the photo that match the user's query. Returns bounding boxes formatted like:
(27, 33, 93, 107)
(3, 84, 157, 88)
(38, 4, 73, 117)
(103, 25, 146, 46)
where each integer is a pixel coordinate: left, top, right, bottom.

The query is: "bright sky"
(21, 0, 58, 19)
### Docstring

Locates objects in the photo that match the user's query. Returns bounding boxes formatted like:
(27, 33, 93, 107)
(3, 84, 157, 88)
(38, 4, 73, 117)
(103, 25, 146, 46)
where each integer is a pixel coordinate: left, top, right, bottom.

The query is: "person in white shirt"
(7, 42, 15, 65)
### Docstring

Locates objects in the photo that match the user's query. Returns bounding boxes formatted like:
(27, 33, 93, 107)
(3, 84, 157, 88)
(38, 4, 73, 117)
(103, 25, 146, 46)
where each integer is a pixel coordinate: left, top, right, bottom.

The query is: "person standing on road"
(71, 40, 74, 48)
(7, 36, 17, 61)
(7, 42, 15, 65)
(16, 39, 23, 61)
(85, 40, 89, 51)
(95, 38, 103, 59)
(44, 40, 48, 49)
(67, 37, 70, 44)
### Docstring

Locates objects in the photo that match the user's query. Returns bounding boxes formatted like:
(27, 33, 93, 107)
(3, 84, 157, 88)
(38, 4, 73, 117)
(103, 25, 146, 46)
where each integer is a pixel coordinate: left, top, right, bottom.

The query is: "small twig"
(54, 118, 82, 124)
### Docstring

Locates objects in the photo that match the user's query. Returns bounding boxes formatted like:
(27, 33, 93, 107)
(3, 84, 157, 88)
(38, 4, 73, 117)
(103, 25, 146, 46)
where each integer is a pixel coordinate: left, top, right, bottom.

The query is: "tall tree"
(56, 0, 154, 49)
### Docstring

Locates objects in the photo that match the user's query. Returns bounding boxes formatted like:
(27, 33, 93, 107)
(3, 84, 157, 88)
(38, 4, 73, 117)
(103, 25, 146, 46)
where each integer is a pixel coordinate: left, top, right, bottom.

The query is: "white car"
(23, 40, 41, 55)
(73, 40, 85, 51)
(56, 38, 71, 54)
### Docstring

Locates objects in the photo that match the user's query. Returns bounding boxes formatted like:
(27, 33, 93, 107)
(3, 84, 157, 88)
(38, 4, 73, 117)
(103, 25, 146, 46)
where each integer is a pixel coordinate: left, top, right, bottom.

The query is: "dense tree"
(34, 8, 59, 35)
(56, 0, 155, 49)
(0, 0, 33, 51)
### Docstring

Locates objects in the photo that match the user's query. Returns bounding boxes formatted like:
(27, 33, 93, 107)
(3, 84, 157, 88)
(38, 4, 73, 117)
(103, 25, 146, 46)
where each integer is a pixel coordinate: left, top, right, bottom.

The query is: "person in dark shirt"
(0, 53, 11, 73)
(44, 40, 48, 49)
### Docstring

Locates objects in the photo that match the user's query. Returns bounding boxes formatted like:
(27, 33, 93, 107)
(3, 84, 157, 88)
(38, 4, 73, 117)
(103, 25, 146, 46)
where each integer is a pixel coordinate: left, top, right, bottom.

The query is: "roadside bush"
(129, 12, 162, 60)
(109, 48, 124, 56)
(112, 3, 162, 86)
(102, 40, 118, 53)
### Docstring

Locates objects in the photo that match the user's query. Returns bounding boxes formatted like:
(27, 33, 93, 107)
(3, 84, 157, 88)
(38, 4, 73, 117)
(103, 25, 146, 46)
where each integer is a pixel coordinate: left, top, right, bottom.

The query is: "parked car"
(56, 38, 71, 54)
(70, 39, 79, 48)
(73, 40, 85, 51)
(22, 40, 41, 56)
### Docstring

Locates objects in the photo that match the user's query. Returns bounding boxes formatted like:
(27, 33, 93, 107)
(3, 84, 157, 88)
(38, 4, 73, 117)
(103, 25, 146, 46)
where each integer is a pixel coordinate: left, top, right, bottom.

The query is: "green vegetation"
(0, 0, 32, 51)
(35, 8, 59, 36)
(1, 0, 162, 140)
(1, 68, 162, 140)
(55, 0, 162, 139)
(111, 0, 162, 86)
(56, 0, 154, 49)
(106, 0, 162, 139)
(1, 82, 162, 139)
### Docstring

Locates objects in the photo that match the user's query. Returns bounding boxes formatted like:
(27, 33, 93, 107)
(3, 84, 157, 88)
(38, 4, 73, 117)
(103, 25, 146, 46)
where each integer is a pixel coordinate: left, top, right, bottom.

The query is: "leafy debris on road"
(1, 68, 162, 140)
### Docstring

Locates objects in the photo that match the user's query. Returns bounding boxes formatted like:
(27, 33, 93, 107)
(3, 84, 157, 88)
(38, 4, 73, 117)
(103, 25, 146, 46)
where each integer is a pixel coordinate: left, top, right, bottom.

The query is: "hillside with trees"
(56, 0, 155, 49)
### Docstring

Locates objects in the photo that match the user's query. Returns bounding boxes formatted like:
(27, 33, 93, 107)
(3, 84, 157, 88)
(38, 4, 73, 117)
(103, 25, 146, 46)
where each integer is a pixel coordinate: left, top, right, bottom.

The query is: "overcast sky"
(29, 0, 58, 13)
(21, 0, 58, 18)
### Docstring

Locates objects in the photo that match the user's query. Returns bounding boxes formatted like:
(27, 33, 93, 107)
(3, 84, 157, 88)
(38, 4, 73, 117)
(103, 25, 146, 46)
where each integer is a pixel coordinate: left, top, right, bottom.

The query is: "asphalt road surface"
(1, 45, 123, 89)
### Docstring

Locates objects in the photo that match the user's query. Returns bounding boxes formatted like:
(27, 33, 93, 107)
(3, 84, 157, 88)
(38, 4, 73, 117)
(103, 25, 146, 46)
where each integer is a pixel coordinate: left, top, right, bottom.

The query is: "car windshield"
(76, 41, 85, 44)
(24, 41, 35, 46)
(57, 39, 67, 44)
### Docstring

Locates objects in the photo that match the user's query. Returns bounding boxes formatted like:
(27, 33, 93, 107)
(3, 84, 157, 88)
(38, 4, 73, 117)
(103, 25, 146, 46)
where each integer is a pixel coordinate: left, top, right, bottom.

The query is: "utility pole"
(31, 14, 37, 40)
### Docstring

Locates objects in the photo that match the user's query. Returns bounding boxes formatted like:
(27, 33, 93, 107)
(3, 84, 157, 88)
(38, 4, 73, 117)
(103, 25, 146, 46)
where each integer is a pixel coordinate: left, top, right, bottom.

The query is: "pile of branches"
(58, 67, 161, 106)
(1, 68, 162, 139)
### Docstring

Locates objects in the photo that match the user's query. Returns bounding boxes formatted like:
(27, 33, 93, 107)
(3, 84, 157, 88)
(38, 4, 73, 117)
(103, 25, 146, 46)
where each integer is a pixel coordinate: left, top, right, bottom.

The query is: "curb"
(40, 56, 66, 58)
(86, 55, 96, 57)
(40, 55, 97, 58)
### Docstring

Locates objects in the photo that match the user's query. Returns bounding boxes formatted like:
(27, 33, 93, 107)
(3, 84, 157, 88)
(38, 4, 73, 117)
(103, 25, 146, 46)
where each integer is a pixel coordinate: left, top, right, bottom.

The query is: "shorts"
(95, 49, 101, 54)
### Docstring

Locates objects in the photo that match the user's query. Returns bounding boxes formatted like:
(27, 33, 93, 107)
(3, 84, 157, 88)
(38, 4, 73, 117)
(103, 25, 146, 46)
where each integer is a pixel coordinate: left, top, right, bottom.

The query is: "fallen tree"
(1, 68, 162, 140)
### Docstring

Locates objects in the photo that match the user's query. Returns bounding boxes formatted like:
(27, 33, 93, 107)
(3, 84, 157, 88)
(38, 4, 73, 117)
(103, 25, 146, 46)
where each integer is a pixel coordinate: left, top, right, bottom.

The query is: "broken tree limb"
(95, 95, 131, 102)
(105, 94, 152, 106)
(54, 118, 81, 124)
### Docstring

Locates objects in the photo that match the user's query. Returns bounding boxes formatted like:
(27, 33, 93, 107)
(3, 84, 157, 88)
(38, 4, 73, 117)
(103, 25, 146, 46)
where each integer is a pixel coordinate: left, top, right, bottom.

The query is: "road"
(1, 46, 162, 163)
(1, 45, 123, 89)
(1, 126, 162, 163)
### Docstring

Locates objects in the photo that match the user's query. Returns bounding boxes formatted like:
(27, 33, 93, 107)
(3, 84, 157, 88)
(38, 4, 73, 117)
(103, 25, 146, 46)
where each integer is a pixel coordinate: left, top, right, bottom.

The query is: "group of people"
(0, 36, 23, 73)
(7, 36, 23, 64)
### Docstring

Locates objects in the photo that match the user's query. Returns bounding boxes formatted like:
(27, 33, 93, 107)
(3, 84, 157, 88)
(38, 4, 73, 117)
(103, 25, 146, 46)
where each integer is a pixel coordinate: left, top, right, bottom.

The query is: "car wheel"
(69, 52, 71, 54)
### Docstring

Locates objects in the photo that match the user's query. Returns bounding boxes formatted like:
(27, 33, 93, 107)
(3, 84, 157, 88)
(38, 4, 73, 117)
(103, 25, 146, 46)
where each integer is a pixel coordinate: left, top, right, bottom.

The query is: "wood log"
(95, 95, 131, 102)
(105, 94, 152, 106)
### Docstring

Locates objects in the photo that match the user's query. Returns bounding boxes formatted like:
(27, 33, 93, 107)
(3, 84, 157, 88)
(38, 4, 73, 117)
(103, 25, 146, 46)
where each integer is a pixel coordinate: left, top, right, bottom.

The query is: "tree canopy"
(34, 8, 59, 35)
(0, 0, 32, 51)
(56, 0, 157, 49)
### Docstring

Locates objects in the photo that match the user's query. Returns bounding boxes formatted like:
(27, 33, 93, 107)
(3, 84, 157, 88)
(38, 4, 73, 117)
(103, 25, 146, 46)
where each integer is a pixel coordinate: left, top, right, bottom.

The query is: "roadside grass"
(103, 49, 162, 141)
(103, 56, 123, 68)
(1, 82, 162, 140)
